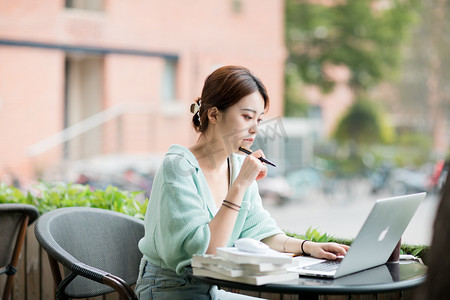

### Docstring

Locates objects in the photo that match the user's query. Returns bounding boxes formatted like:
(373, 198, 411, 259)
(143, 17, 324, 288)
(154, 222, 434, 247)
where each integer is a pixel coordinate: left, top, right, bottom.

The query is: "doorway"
(64, 54, 103, 160)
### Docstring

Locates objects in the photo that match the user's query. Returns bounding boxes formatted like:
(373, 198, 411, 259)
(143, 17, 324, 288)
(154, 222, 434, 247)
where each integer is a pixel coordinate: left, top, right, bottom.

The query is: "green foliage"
(333, 99, 395, 145)
(327, 155, 367, 176)
(285, 0, 421, 92)
(1, 183, 429, 258)
(391, 146, 432, 167)
(287, 226, 335, 243)
(284, 66, 310, 117)
(302, 227, 335, 243)
(286, 227, 428, 259)
(402, 243, 428, 258)
(396, 130, 432, 149)
(0, 181, 148, 220)
(314, 141, 369, 177)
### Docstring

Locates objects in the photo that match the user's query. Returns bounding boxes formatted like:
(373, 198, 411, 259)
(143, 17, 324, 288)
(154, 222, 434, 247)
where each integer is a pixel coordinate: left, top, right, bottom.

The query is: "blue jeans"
(134, 258, 265, 300)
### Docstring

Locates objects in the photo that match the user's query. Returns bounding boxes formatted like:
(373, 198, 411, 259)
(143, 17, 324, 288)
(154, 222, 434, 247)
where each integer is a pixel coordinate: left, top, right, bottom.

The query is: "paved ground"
(263, 191, 439, 246)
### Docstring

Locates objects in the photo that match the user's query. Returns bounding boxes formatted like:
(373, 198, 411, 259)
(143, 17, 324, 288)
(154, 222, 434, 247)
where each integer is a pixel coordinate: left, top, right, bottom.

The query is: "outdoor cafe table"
(192, 261, 427, 300)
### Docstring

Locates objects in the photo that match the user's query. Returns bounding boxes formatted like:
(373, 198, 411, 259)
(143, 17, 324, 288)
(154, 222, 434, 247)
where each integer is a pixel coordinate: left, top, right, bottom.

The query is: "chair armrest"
(65, 263, 137, 300)
(72, 262, 108, 282)
(103, 274, 138, 300)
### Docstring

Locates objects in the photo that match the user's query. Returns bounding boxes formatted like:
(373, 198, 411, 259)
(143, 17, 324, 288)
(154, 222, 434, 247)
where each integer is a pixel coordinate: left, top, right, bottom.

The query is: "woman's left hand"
(303, 241, 350, 260)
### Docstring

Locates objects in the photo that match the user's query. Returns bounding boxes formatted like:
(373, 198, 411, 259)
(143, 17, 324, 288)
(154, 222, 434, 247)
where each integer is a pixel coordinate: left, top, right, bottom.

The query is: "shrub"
(286, 226, 429, 260)
(0, 182, 428, 259)
(0, 181, 148, 220)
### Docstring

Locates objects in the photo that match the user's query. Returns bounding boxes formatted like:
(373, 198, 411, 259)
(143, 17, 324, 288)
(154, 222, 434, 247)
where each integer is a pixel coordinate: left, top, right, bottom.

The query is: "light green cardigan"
(138, 144, 283, 274)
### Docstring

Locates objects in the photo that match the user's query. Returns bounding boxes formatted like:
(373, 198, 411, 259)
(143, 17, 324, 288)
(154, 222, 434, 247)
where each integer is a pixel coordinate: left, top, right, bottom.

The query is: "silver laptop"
(293, 192, 426, 278)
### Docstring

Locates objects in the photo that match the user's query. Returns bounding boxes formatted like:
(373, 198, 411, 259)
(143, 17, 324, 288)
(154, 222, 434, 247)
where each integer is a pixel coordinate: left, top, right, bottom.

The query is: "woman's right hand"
(235, 149, 268, 188)
(304, 241, 350, 260)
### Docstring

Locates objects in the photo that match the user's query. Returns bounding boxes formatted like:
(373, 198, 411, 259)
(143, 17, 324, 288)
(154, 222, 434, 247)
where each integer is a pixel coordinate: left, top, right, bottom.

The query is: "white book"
(216, 247, 294, 265)
(193, 267, 298, 286)
(192, 254, 291, 273)
(192, 259, 289, 278)
(193, 263, 246, 277)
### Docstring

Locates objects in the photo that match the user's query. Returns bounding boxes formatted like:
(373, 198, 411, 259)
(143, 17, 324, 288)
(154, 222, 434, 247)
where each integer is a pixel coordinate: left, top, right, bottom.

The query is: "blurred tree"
(285, 0, 421, 97)
(284, 64, 310, 117)
(328, 98, 396, 175)
(397, 0, 449, 155)
(333, 98, 395, 145)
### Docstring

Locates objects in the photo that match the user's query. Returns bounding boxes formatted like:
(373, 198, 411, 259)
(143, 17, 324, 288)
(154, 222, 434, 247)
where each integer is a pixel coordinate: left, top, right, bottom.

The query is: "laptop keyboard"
(303, 260, 341, 272)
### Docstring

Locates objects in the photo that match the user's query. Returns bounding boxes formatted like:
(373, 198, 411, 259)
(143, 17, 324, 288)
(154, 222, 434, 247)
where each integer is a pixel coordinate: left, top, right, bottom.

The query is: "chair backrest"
(34, 206, 144, 298)
(0, 203, 39, 300)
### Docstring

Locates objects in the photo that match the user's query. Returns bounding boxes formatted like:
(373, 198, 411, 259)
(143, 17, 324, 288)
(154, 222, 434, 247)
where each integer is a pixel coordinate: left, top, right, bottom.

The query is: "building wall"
(0, 46, 65, 178)
(0, 0, 285, 180)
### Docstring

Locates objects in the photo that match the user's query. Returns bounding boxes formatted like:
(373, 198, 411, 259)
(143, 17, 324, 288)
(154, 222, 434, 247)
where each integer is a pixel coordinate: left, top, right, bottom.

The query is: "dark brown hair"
(191, 65, 269, 132)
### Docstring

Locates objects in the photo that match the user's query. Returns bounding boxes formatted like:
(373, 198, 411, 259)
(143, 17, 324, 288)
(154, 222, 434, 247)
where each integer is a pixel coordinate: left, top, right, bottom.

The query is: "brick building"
(0, 0, 285, 182)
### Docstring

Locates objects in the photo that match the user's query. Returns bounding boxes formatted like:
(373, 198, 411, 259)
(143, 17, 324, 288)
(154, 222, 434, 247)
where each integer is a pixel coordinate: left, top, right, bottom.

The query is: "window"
(161, 59, 178, 102)
(284, 137, 304, 173)
(231, 0, 243, 14)
(65, 0, 104, 11)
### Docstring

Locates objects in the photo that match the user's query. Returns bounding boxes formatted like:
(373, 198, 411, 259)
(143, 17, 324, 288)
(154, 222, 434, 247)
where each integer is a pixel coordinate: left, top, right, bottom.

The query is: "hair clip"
(190, 100, 202, 127)
(190, 101, 200, 114)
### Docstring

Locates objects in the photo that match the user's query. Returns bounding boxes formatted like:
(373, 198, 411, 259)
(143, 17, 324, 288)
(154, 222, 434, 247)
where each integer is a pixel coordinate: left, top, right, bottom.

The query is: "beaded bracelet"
(301, 240, 310, 256)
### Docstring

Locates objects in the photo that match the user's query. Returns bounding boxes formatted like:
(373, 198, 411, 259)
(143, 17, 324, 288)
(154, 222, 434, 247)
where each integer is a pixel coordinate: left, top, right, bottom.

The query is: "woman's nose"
(249, 123, 258, 134)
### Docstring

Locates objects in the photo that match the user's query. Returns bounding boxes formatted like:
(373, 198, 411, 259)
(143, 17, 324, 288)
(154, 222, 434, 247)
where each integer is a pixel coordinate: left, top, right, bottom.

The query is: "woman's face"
(216, 91, 265, 153)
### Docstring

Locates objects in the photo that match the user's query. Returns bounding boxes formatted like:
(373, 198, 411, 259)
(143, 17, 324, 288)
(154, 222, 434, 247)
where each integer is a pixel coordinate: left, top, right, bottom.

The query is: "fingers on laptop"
(318, 243, 349, 260)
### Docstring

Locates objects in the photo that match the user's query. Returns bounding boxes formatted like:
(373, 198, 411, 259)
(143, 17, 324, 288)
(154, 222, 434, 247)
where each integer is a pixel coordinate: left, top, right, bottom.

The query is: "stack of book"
(192, 247, 299, 285)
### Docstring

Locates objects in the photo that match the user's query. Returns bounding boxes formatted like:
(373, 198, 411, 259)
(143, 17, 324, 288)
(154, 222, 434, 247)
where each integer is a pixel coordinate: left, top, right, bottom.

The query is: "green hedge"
(0, 181, 148, 220)
(286, 227, 429, 260)
(0, 182, 428, 260)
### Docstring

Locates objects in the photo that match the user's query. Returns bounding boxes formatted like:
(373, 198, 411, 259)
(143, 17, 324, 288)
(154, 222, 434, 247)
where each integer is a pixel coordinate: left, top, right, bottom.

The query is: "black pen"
(238, 147, 277, 167)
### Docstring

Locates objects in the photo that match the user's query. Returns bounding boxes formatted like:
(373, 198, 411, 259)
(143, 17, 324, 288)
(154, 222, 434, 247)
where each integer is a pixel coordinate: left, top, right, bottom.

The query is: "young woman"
(135, 65, 349, 299)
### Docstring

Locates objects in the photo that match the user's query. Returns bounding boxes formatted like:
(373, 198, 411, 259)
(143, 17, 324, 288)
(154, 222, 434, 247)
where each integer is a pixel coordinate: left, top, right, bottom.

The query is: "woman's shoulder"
(161, 144, 199, 179)
(163, 144, 195, 160)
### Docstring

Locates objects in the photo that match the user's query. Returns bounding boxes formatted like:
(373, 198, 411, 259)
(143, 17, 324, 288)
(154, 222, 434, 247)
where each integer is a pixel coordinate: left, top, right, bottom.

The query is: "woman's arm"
(206, 181, 246, 253)
(207, 152, 267, 254)
(262, 233, 350, 260)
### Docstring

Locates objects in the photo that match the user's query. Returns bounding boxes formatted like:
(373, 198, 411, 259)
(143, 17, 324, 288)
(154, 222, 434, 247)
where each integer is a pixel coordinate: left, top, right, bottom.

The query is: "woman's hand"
(303, 241, 350, 260)
(235, 149, 268, 187)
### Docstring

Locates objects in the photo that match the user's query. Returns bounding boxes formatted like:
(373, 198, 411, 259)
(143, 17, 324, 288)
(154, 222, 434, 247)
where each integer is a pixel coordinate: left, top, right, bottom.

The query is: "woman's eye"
(243, 115, 252, 120)
(257, 118, 263, 124)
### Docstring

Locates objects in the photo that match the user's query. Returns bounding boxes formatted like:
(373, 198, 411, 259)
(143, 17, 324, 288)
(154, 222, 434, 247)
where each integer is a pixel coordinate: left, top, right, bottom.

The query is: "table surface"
(193, 261, 427, 296)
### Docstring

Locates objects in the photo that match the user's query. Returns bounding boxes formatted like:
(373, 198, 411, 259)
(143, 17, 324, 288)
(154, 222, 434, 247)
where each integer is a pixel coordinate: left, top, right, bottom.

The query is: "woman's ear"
(207, 107, 221, 124)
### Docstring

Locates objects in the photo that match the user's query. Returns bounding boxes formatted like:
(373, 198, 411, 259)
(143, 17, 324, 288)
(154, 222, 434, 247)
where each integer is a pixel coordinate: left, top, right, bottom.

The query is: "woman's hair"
(191, 65, 269, 133)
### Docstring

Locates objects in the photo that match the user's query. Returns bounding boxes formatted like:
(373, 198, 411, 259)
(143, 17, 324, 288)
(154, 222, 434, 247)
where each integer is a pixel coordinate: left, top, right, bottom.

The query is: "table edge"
(193, 275, 427, 295)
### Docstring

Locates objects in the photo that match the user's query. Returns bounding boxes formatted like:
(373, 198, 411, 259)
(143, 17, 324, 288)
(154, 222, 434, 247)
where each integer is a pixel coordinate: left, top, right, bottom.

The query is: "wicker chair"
(34, 207, 144, 300)
(0, 203, 39, 300)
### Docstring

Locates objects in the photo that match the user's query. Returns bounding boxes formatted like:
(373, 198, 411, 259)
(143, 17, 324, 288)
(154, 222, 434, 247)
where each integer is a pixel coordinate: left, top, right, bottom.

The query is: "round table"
(193, 261, 427, 299)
